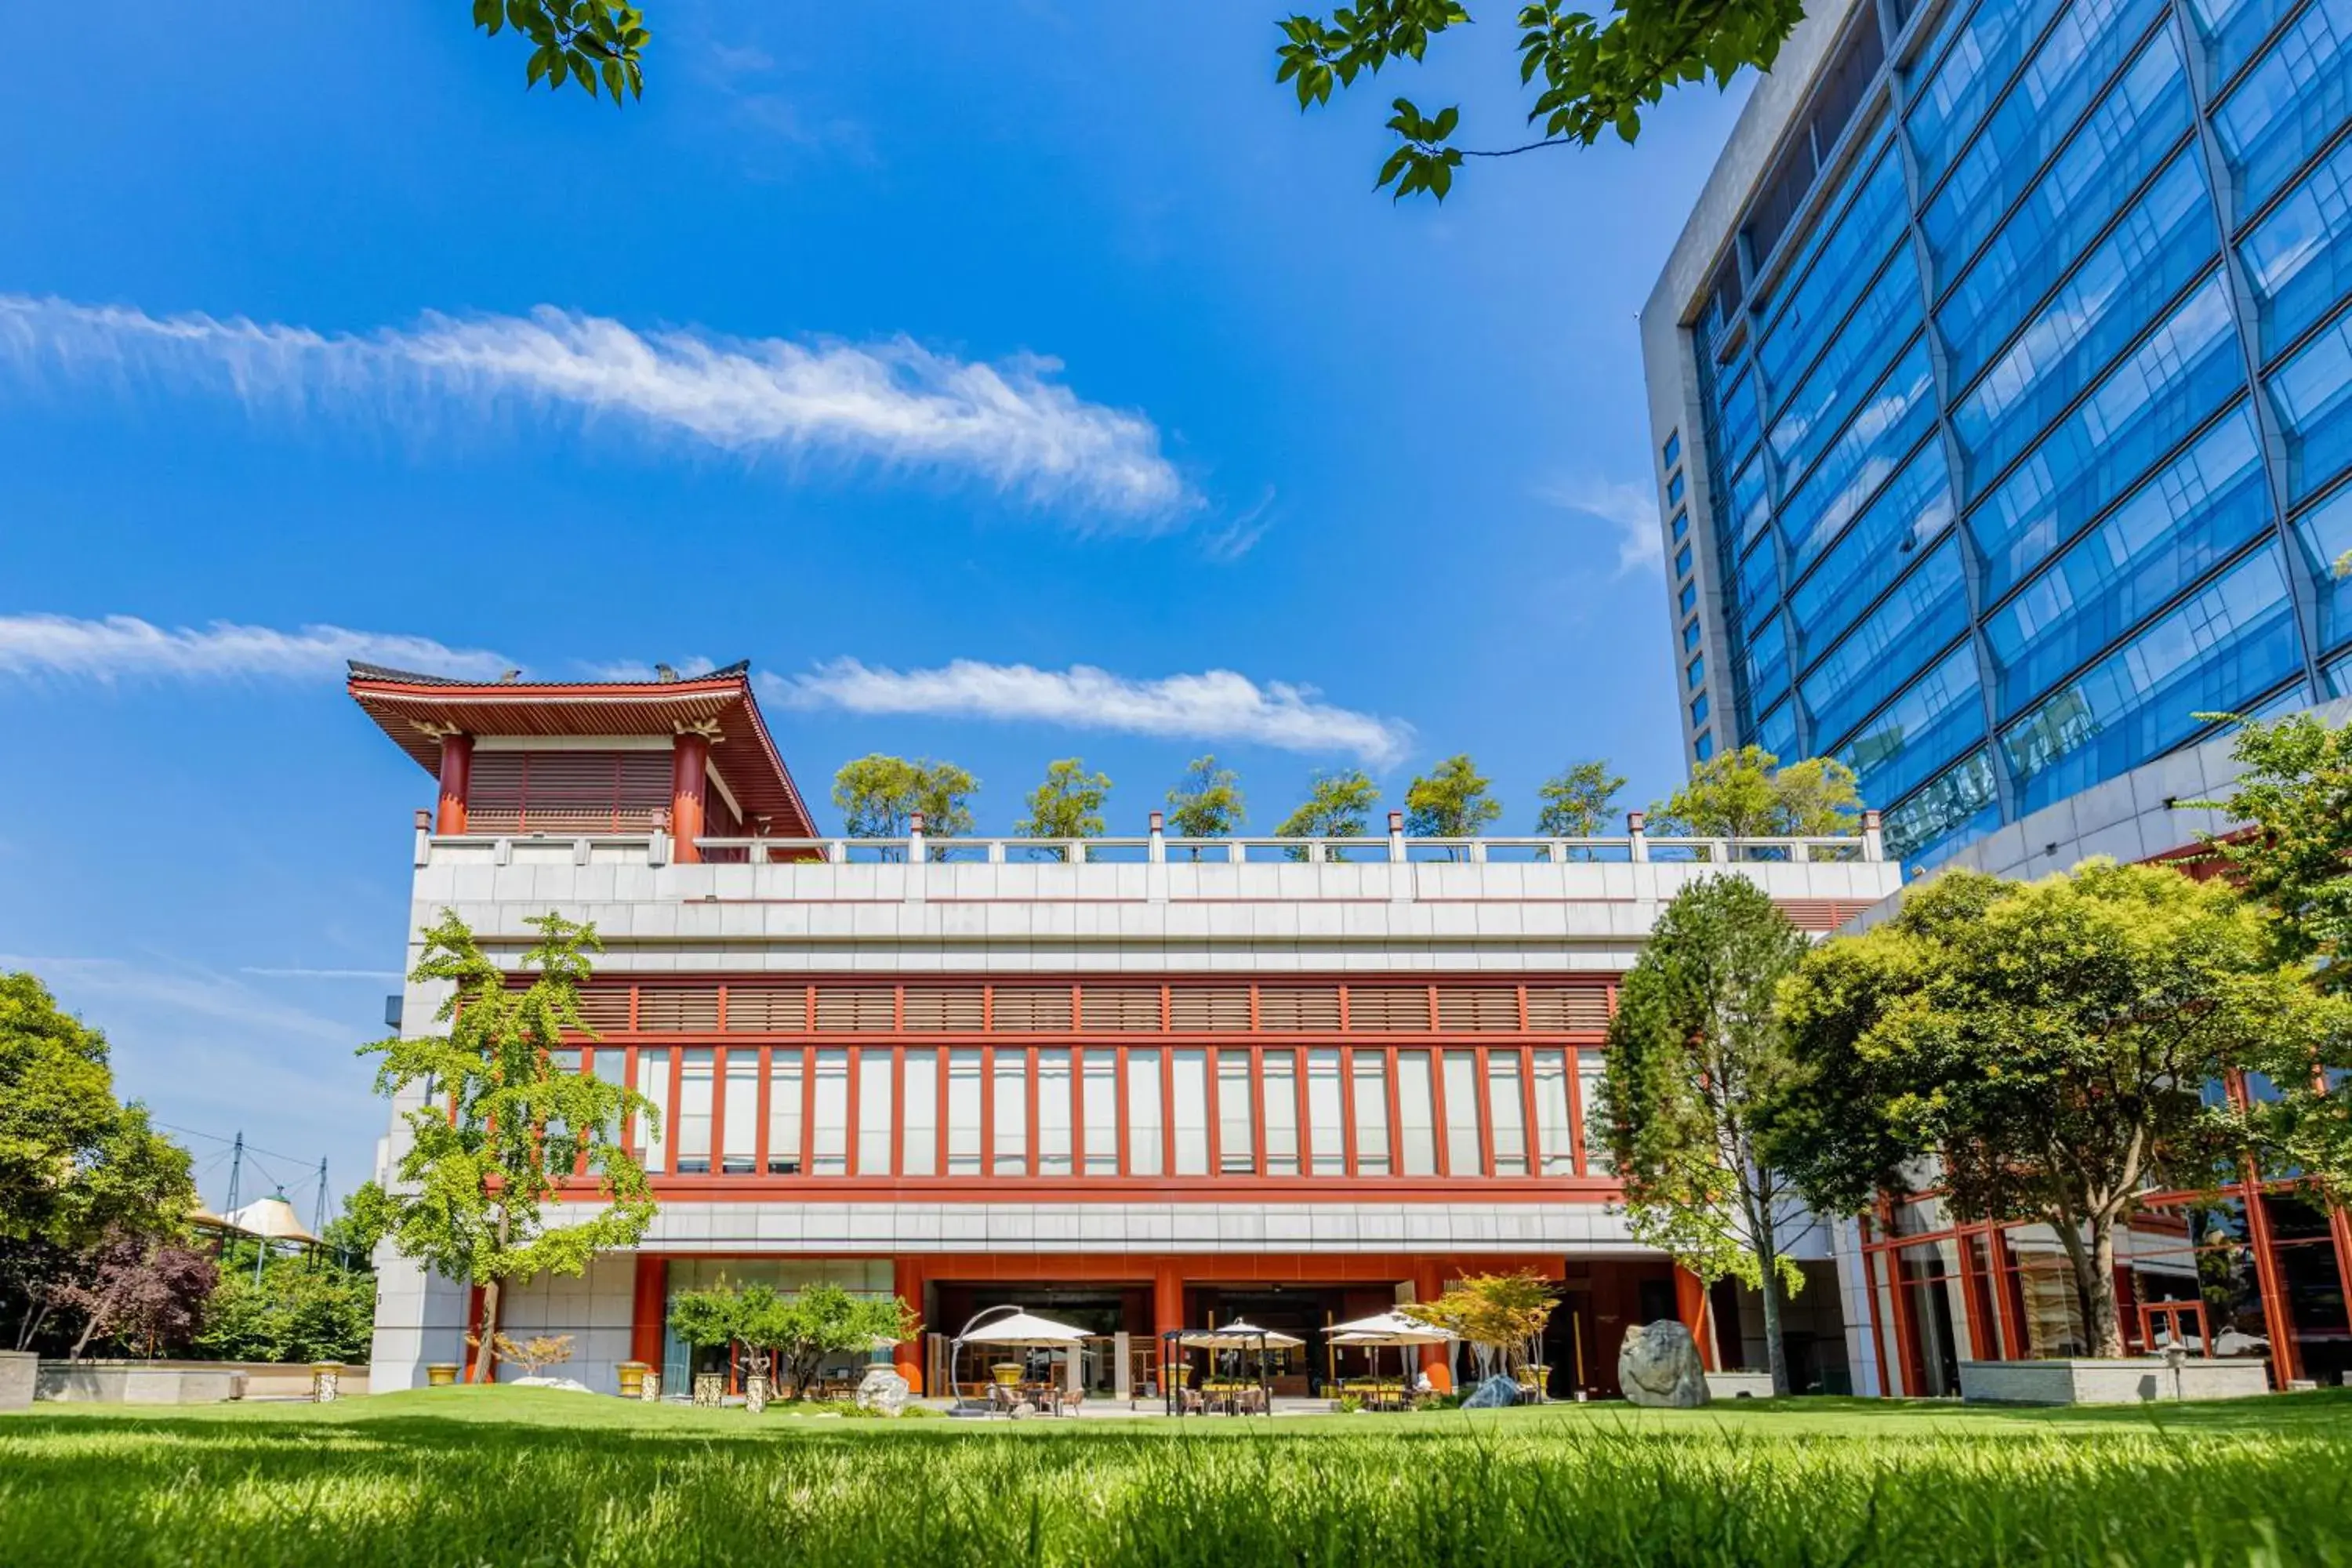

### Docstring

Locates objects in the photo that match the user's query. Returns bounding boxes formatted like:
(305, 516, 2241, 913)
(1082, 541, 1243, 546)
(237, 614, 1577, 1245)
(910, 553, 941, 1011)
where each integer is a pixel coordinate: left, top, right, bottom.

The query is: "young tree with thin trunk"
(1015, 759, 1111, 858)
(1599, 874, 1814, 1396)
(1167, 755, 1246, 846)
(1534, 760, 1624, 838)
(1646, 745, 1859, 838)
(1404, 754, 1501, 839)
(833, 755, 979, 856)
(1774, 861, 2345, 1359)
(365, 909, 657, 1385)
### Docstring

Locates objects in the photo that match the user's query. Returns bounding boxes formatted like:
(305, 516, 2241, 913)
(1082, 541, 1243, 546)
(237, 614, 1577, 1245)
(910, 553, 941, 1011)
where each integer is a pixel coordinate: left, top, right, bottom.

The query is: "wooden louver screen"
(572, 987, 633, 1034)
(1523, 986, 1611, 1032)
(1436, 986, 1520, 1032)
(902, 987, 985, 1032)
(990, 986, 1073, 1032)
(636, 987, 719, 1033)
(1167, 986, 1250, 1031)
(1081, 987, 1163, 1031)
(814, 987, 896, 1031)
(465, 750, 671, 833)
(724, 985, 807, 1032)
(1256, 987, 1341, 1032)
(1345, 986, 1432, 1032)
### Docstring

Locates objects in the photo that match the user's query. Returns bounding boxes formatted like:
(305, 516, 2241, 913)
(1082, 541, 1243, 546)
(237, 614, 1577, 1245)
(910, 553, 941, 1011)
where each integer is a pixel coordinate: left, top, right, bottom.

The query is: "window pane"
(1904, 0, 2071, 188)
(1882, 749, 2003, 868)
(721, 1052, 757, 1176)
(1968, 277, 2245, 597)
(1799, 538, 1971, 750)
(1532, 1051, 1575, 1177)
(1834, 644, 1986, 811)
(635, 1047, 670, 1175)
(2267, 307, 2352, 501)
(2001, 548, 2301, 809)
(811, 1049, 848, 1175)
(902, 1049, 938, 1177)
(1352, 1051, 1392, 1175)
(1983, 408, 2273, 717)
(2211, 0, 2352, 216)
(2187, 0, 2303, 87)
(1774, 341, 1940, 573)
(856, 1049, 893, 1176)
(1576, 1051, 1612, 1174)
(2241, 134, 2352, 360)
(1787, 441, 1955, 666)
(1442, 1051, 1483, 1176)
(1036, 1050, 1073, 1178)
(677, 1048, 713, 1174)
(946, 1048, 982, 1175)
(1757, 132, 1907, 393)
(1081, 1051, 1118, 1175)
(1488, 1053, 1530, 1178)
(1397, 1051, 1438, 1176)
(1305, 1048, 1345, 1177)
(766, 1051, 803, 1175)
(1768, 248, 1925, 489)
(1127, 1048, 1164, 1177)
(992, 1049, 1028, 1175)
(1217, 1051, 1257, 1174)
(1261, 1050, 1301, 1177)
(2295, 481, 2352, 657)
(1171, 1049, 1209, 1176)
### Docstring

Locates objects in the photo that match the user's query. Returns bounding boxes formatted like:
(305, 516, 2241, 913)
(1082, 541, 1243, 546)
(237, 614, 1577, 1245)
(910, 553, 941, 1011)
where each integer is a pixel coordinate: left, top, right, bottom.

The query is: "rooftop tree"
(1647, 745, 1859, 839)
(1405, 754, 1502, 839)
(363, 909, 658, 1385)
(1773, 861, 2347, 1359)
(1534, 760, 1625, 838)
(833, 755, 978, 858)
(1016, 759, 1112, 858)
(1599, 874, 1815, 1396)
(1276, 770, 1380, 840)
(1167, 756, 1247, 846)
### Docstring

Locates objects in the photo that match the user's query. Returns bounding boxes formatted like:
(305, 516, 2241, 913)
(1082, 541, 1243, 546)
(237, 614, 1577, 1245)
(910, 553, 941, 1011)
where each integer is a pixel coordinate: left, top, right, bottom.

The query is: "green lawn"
(5, 1386, 2350, 1566)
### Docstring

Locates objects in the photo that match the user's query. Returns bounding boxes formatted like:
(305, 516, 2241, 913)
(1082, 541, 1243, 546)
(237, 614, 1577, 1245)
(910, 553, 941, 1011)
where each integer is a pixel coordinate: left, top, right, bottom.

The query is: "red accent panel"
(436, 733, 473, 834)
(1674, 1265, 1716, 1371)
(670, 733, 710, 862)
(630, 1255, 666, 1367)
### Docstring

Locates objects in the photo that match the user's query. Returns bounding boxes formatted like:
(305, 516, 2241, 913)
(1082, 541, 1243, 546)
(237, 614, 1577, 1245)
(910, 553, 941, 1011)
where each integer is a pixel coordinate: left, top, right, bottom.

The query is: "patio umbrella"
(954, 1310, 1089, 1346)
(1178, 1319, 1304, 1348)
(1326, 1310, 1454, 1345)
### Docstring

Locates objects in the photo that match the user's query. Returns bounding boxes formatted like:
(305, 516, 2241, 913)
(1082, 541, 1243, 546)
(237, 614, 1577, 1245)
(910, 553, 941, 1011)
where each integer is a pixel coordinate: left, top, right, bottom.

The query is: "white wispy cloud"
(1537, 477, 1664, 575)
(0, 613, 510, 684)
(1198, 486, 1277, 564)
(0, 294, 1194, 518)
(768, 659, 1413, 768)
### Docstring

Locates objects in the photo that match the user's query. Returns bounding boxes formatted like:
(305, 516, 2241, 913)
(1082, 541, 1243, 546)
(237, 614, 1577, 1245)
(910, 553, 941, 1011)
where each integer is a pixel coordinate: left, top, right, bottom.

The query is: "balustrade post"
(1627, 811, 1649, 863)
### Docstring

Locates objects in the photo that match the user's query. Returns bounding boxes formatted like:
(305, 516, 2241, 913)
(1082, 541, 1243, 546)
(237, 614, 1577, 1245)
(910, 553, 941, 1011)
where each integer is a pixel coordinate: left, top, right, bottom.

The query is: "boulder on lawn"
(855, 1367, 912, 1417)
(1461, 1373, 1522, 1410)
(1618, 1320, 1709, 1408)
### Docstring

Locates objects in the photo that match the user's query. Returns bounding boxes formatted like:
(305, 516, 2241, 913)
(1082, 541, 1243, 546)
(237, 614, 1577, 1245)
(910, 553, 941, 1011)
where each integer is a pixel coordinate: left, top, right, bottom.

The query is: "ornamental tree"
(832, 755, 979, 855)
(1401, 1269, 1559, 1384)
(1599, 874, 1814, 1395)
(1646, 746, 1859, 839)
(364, 909, 658, 1385)
(667, 1279, 917, 1399)
(1015, 759, 1112, 855)
(1404, 754, 1502, 839)
(49, 1235, 217, 1360)
(1773, 861, 2347, 1359)
(1534, 760, 1624, 839)
(1276, 770, 1380, 841)
(1167, 755, 1247, 844)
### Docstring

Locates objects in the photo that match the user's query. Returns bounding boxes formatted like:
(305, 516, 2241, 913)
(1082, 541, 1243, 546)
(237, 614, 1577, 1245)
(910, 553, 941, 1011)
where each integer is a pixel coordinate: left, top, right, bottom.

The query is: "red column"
(1673, 1265, 1717, 1371)
(1153, 1259, 1185, 1396)
(435, 733, 473, 834)
(894, 1257, 926, 1394)
(630, 1255, 666, 1369)
(670, 732, 710, 862)
(1414, 1260, 1452, 1393)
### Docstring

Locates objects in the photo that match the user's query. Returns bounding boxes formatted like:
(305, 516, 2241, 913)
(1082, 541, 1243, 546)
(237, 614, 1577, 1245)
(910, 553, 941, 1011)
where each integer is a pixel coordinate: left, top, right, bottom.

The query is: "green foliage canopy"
(195, 1255, 375, 1365)
(1167, 755, 1247, 840)
(364, 909, 658, 1382)
(1276, 770, 1381, 840)
(474, 1, 648, 104)
(668, 1279, 918, 1398)
(832, 755, 979, 849)
(1404, 754, 1502, 839)
(1647, 746, 1860, 838)
(1016, 759, 1112, 851)
(1534, 760, 1624, 838)
(1600, 874, 1813, 1393)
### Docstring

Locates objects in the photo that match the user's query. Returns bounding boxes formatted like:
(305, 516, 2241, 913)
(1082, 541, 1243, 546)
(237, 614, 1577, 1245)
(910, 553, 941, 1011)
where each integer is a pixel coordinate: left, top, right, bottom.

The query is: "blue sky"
(0, 2, 1749, 1212)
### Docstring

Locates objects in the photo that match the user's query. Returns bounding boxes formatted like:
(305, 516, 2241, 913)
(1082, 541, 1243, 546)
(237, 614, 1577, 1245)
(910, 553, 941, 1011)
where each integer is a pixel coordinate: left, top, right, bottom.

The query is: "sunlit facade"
(1642, 0, 2352, 871)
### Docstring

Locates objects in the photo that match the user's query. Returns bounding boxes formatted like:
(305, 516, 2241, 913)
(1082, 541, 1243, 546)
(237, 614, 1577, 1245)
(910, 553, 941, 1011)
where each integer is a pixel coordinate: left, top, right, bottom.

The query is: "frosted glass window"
(946, 1049, 982, 1175)
(720, 1053, 758, 1176)
(1306, 1049, 1345, 1176)
(1127, 1049, 1165, 1177)
(1081, 1051, 1119, 1175)
(1171, 1049, 1210, 1176)
(1488, 1053, 1529, 1178)
(902, 1049, 938, 1177)
(855, 1050, 894, 1176)
(993, 1050, 1028, 1175)
(766, 1052, 803, 1175)
(1262, 1050, 1301, 1177)
(1397, 1052, 1438, 1176)
(1218, 1051, 1257, 1174)
(811, 1049, 848, 1175)
(1532, 1051, 1574, 1176)
(1443, 1051, 1484, 1176)
(677, 1048, 713, 1174)
(1036, 1050, 1073, 1177)
(634, 1047, 670, 1174)
(545, 1048, 579, 1144)
(1352, 1052, 1392, 1174)
(1577, 1052, 1612, 1174)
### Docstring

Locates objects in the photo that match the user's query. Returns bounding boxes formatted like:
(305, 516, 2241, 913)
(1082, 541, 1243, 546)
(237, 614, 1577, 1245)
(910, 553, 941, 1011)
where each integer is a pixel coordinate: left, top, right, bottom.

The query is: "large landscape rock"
(1460, 1373, 1522, 1410)
(1618, 1320, 1709, 1408)
(855, 1367, 912, 1417)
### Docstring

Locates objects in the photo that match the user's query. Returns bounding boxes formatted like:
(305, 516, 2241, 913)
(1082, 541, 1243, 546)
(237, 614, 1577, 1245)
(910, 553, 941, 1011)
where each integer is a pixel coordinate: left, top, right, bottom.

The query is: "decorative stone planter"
(1704, 1371, 1775, 1400)
(745, 1374, 771, 1414)
(1958, 1358, 2271, 1406)
(639, 1371, 661, 1403)
(691, 1372, 725, 1408)
(311, 1363, 341, 1404)
(425, 1363, 460, 1388)
(0, 1350, 36, 1411)
(616, 1361, 649, 1399)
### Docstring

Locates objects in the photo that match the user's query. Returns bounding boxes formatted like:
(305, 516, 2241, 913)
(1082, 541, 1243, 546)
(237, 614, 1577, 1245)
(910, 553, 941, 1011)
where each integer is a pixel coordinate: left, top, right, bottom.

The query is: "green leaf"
(602, 58, 625, 102)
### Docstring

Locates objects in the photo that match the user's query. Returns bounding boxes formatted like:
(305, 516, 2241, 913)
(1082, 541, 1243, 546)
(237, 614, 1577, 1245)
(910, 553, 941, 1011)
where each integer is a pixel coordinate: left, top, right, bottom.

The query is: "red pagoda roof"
(347, 660, 818, 837)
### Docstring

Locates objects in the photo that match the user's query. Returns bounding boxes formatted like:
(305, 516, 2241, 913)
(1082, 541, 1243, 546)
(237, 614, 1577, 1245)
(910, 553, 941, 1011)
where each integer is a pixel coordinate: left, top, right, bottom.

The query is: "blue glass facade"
(1660, 0, 2352, 869)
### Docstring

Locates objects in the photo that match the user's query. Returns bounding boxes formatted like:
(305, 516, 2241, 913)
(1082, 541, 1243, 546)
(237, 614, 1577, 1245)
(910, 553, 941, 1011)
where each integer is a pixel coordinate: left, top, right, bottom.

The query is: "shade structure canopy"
(219, 1195, 321, 1247)
(1180, 1319, 1304, 1349)
(953, 1310, 1089, 1347)
(1326, 1310, 1457, 1346)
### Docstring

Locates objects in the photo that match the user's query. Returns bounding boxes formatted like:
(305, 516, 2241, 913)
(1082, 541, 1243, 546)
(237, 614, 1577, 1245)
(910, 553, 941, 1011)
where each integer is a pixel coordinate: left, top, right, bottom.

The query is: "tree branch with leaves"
(473, 0, 649, 105)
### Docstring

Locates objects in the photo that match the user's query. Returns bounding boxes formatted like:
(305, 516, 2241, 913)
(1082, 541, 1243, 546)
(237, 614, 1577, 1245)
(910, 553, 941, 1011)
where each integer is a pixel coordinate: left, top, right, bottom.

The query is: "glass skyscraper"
(1639, 0, 2352, 869)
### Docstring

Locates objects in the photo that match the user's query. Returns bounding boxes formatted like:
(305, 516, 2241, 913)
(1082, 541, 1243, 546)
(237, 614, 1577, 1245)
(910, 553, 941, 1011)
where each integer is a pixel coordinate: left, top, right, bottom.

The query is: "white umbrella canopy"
(1327, 1310, 1456, 1346)
(955, 1310, 1090, 1347)
(1181, 1319, 1305, 1349)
